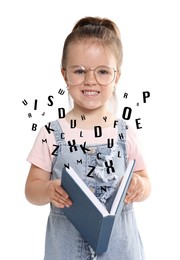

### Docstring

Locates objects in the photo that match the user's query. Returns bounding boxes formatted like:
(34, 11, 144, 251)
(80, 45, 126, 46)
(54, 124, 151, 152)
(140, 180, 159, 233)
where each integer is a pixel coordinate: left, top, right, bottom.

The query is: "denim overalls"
(44, 120, 145, 260)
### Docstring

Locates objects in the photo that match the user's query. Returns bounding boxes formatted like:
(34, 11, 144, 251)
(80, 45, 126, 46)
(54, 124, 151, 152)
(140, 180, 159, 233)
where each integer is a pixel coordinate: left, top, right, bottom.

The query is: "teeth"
(82, 91, 99, 95)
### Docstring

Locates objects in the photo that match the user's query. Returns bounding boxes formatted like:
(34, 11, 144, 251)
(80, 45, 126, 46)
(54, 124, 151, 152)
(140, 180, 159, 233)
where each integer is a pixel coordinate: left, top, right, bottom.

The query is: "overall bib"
(44, 120, 145, 260)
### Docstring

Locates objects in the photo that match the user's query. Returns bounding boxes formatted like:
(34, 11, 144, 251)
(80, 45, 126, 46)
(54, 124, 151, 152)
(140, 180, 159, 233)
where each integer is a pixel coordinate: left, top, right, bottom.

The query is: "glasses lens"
(66, 66, 85, 85)
(66, 65, 115, 86)
(95, 66, 115, 85)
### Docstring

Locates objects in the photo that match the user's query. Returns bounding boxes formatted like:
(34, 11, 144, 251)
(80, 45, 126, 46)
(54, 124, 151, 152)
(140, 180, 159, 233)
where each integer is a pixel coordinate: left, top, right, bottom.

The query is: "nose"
(84, 68, 97, 85)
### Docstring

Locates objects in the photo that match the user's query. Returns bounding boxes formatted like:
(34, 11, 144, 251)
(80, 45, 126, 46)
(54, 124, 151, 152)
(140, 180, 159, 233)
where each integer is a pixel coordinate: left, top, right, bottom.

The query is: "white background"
(0, 0, 180, 259)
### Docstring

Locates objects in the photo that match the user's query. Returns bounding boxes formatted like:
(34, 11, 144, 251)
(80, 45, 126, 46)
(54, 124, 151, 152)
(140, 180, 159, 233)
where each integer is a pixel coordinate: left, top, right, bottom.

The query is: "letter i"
(34, 99, 38, 110)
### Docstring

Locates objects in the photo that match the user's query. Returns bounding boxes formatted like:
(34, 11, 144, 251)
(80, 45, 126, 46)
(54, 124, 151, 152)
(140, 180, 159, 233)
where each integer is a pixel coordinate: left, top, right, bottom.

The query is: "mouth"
(82, 90, 100, 96)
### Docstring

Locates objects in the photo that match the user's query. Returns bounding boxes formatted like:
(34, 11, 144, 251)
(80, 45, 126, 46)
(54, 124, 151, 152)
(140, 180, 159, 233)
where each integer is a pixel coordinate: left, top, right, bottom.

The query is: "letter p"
(143, 91, 150, 103)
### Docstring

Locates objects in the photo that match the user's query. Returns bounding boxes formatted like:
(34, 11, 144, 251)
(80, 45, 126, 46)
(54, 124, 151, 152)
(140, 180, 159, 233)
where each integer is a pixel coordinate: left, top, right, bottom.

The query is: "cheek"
(68, 88, 74, 95)
(103, 85, 114, 96)
(68, 87, 80, 97)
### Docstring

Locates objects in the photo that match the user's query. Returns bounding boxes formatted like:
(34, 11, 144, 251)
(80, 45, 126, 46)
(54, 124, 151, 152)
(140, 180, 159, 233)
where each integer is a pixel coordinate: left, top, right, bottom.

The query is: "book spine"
(95, 216, 115, 255)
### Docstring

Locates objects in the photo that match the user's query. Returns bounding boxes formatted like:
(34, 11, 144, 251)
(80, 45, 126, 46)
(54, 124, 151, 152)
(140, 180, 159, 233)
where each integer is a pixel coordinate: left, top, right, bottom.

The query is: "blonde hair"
(61, 16, 123, 114)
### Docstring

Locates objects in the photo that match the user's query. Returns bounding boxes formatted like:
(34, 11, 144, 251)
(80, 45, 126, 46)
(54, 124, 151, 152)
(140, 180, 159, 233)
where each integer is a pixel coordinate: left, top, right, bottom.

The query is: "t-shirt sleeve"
(27, 126, 56, 172)
(126, 125, 146, 172)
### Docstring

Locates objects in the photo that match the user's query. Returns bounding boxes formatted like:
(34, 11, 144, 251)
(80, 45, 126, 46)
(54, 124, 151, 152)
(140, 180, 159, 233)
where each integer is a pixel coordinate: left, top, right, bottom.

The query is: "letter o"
(122, 107, 132, 120)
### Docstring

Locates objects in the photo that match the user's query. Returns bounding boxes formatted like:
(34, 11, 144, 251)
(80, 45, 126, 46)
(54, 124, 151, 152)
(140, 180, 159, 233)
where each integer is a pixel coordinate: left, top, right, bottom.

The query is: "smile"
(82, 91, 100, 96)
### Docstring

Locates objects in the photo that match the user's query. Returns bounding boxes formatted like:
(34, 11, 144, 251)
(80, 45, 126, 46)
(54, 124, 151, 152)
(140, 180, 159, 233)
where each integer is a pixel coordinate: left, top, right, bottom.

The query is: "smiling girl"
(25, 16, 151, 260)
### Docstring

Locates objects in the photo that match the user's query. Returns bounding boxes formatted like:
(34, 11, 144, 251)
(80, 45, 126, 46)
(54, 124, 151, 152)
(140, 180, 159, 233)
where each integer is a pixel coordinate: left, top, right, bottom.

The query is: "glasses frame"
(64, 65, 117, 86)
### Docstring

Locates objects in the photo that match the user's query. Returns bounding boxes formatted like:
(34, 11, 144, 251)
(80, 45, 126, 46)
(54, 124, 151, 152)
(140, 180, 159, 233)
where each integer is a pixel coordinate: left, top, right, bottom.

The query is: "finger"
(55, 185, 69, 199)
(54, 186, 72, 205)
(51, 198, 68, 208)
(54, 190, 72, 205)
(124, 194, 132, 204)
(127, 177, 137, 194)
(51, 193, 72, 208)
(49, 185, 72, 207)
(131, 189, 143, 202)
(125, 187, 143, 203)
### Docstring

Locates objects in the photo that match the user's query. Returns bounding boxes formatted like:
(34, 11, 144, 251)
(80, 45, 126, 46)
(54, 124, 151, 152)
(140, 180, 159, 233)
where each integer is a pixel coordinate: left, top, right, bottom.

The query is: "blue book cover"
(61, 159, 135, 255)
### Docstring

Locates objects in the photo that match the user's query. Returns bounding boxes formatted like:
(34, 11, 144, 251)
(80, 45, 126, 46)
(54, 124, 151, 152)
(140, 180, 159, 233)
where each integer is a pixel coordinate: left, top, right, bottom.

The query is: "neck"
(65, 106, 116, 129)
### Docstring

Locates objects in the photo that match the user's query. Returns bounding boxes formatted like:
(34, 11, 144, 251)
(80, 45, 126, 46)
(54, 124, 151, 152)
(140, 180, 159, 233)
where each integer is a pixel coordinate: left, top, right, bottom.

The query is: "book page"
(110, 160, 135, 215)
(66, 166, 109, 217)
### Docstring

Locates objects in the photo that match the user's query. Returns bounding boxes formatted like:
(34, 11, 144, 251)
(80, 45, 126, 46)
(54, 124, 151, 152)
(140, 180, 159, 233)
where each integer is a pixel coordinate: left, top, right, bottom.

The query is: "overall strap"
(117, 119, 128, 166)
(50, 120, 66, 169)
(50, 120, 65, 145)
(117, 119, 127, 142)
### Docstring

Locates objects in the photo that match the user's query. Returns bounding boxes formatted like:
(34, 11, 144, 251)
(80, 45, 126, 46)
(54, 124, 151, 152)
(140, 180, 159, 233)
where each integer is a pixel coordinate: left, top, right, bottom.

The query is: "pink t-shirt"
(27, 118, 146, 173)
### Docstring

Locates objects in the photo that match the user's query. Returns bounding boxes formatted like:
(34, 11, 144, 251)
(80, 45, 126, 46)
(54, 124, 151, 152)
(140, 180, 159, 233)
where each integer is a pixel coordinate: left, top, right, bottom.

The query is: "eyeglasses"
(64, 65, 116, 86)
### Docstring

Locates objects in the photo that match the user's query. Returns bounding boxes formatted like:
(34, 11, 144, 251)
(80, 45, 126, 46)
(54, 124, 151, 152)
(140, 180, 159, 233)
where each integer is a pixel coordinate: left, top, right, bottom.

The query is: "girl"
(25, 16, 151, 260)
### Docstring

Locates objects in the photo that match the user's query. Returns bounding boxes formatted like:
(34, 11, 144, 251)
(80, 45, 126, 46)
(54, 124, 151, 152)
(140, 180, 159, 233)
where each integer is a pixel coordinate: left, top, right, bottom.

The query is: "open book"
(61, 159, 135, 255)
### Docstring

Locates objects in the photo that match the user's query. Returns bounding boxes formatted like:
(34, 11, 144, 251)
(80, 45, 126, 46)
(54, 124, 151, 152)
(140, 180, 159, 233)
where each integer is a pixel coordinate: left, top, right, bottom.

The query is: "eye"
(74, 68, 85, 75)
(96, 67, 110, 76)
(99, 69, 108, 75)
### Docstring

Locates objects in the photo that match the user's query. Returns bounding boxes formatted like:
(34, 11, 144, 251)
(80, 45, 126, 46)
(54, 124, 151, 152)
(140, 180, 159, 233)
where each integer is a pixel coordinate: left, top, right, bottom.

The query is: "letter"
(143, 91, 150, 103)
(47, 95, 54, 106)
(103, 116, 107, 122)
(51, 145, 59, 156)
(117, 151, 121, 158)
(123, 92, 128, 98)
(80, 142, 90, 154)
(42, 139, 47, 143)
(42, 112, 45, 116)
(45, 122, 54, 134)
(58, 88, 65, 95)
(118, 133, 124, 140)
(87, 166, 95, 178)
(32, 123, 37, 131)
(107, 138, 114, 148)
(81, 115, 86, 120)
(58, 107, 66, 118)
(77, 159, 82, 164)
(80, 131, 83, 137)
(61, 133, 65, 139)
(114, 120, 118, 128)
(64, 163, 70, 169)
(34, 99, 38, 110)
(22, 99, 28, 105)
(135, 118, 142, 129)
(122, 107, 132, 120)
(97, 152, 102, 160)
(94, 126, 102, 137)
(101, 186, 107, 192)
(68, 139, 78, 153)
(70, 119, 76, 128)
(28, 113, 32, 118)
(105, 160, 115, 174)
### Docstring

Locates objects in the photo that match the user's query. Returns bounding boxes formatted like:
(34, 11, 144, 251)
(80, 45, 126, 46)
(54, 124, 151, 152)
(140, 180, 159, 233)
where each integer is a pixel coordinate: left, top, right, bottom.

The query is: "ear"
(115, 71, 121, 85)
(61, 68, 68, 83)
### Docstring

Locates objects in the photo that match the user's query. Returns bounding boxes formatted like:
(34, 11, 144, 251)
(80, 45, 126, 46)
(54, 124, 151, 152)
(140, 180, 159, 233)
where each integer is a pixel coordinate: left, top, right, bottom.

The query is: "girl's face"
(61, 40, 120, 113)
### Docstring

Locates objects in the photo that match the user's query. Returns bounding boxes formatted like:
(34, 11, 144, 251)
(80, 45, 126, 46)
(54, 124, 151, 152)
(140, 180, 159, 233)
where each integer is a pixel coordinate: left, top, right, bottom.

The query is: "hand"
(48, 179, 72, 208)
(125, 173, 144, 204)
